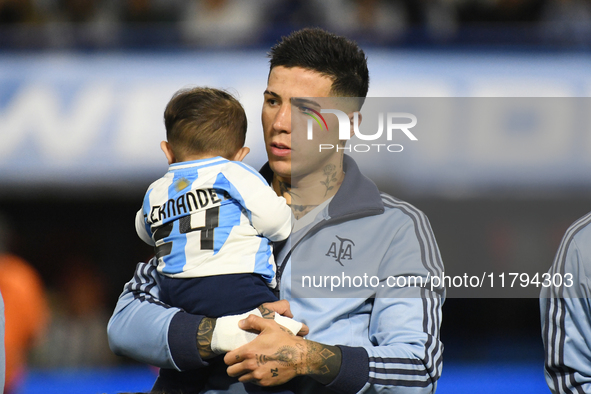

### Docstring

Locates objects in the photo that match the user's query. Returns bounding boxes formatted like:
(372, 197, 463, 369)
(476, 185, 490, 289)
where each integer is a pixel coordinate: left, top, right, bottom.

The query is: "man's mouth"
(270, 143, 291, 157)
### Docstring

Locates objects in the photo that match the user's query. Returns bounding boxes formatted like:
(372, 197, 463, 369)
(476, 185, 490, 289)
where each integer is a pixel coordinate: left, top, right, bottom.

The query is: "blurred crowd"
(0, 0, 590, 48)
(0, 213, 121, 393)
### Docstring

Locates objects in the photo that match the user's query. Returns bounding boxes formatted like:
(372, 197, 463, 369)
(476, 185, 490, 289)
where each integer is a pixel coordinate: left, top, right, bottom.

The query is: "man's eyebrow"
(263, 90, 279, 98)
(290, 98, 321, 108)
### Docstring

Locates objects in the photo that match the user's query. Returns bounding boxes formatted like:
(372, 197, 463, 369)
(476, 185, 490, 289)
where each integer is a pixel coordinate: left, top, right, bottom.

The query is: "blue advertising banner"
(0, 50, 589, 194)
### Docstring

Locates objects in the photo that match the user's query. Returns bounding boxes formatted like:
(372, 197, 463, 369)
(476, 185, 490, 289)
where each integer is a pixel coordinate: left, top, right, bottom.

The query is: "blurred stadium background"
(1, 0, 590, 393)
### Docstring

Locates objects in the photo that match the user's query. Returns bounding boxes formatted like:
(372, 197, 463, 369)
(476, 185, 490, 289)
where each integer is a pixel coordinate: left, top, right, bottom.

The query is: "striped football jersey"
(136, 157, 291, 285)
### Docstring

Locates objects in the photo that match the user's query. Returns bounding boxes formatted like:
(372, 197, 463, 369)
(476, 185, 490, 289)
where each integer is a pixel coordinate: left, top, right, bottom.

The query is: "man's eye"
(267, 98, 278, 105)
(299, 106, 312, 114)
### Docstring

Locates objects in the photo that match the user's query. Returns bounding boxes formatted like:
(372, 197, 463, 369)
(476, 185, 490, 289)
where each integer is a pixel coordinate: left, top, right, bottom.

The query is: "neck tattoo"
(320, 163, 339, 197)
(276, 162, 342, 220)
(278, 180, 318, 220)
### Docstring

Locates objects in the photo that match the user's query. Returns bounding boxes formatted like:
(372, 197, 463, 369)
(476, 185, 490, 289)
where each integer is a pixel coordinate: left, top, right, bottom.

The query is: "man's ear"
(232, 147, 250, 162)
(348, 111, 361, 139)
(160, 141, 176, 164)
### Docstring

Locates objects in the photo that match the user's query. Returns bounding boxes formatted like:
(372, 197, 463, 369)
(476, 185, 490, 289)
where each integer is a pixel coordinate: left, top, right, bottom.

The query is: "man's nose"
(273, 103, 291, 133)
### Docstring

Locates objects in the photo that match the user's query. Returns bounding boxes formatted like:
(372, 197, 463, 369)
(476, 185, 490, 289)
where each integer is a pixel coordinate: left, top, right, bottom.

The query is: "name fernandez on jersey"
(148, 187, 223, 227)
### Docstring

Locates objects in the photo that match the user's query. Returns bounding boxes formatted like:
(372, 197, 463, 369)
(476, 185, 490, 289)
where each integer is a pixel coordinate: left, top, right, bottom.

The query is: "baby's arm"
(135, 209, 154, 245)
(224, 163, 291, 242)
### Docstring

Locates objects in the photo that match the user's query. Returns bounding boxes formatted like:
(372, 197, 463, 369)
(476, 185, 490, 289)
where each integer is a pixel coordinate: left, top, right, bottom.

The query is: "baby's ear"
(160, 141, 176, 164)
(232, 147, 250, 162)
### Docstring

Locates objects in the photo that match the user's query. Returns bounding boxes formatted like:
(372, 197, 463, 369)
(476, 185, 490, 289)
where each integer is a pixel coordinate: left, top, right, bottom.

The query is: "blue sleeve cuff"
(326, 345, 369, 394)
(168, 311, 209, 370)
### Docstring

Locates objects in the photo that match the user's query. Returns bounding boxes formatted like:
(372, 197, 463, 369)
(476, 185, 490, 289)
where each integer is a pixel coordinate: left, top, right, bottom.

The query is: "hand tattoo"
(258, 304, 275, 319)
(303, 340, 341, 385)
(278, 325, 295, 335)
(196, 317, 216, 359)
(275, 346, 298, 366)
(256, 354, 271, 366)
(253, 341, 340, 384)
(256, 346, 298, 367)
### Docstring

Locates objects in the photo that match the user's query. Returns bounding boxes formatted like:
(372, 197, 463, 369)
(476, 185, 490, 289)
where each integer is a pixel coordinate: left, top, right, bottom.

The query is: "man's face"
(262, 66, 335, 183)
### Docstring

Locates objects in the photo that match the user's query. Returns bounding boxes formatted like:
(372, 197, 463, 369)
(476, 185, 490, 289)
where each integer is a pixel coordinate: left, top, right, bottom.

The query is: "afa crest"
(326, 236, 355, 266)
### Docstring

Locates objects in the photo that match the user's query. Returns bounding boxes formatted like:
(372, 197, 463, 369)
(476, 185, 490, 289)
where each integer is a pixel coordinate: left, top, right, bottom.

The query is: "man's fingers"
(224, 315, 272, 365)
(237, 373, 255, 383)
(239, 314, 272, 332)
(297, 323, 309, 336)
(257, 304, 276, 319)
(226, 358, 255, 377)
(261, 300, 293, 318)
(272, 299, 293, 317)
(224, 350, 242, 366)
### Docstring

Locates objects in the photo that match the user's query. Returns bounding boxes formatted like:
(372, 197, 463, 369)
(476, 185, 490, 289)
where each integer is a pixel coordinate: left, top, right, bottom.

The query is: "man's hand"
(224, 315, 341, 386)
(258, 300, 293, 319)
(197, 302, 308, 360)
(258, 300, 309, 336)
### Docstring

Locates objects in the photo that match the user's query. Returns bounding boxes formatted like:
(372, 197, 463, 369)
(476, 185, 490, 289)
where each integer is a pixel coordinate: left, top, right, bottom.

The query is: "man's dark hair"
(164, 87, 247, 160)
(269, 28, 369, 102)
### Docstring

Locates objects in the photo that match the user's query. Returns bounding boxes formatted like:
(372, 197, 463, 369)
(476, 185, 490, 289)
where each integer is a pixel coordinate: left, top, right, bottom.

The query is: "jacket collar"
(259, 155, 384, 220)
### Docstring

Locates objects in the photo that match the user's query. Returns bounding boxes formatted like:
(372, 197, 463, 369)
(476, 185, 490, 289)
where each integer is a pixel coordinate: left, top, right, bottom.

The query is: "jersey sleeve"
(107, 258, 207, 371)
(328, 210, 444, 394)
(540, 215, 591, 394)
(222, 162, 291, 242)
(135, 208, 154, 246)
